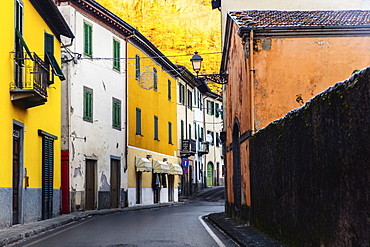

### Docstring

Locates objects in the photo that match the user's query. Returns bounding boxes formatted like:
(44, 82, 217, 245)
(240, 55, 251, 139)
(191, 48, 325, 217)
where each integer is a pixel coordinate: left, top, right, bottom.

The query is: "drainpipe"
(249, 30, 255, 134)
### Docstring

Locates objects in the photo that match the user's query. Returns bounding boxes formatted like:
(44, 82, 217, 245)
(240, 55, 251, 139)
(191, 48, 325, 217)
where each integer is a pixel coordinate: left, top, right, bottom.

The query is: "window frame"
(136, 108, 141, 135)
(112, 98, 121, 130)
(84, 22, 92, 57)
(168, 122, 173, 144)
(135, 54, 140, 80)
(154, 115, 159, 140)
(113, 39, 120, 71)
(187, 89, 192, 110)
(83, 86, 93, 122)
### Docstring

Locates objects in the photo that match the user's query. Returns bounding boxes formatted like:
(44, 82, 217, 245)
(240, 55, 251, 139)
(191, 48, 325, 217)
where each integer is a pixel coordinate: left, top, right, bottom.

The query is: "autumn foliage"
(96, 0, 222, 93)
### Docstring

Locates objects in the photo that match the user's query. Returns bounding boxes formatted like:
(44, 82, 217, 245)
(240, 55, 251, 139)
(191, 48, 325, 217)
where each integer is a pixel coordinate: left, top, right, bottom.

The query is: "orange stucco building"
(221, 10, 370, 220)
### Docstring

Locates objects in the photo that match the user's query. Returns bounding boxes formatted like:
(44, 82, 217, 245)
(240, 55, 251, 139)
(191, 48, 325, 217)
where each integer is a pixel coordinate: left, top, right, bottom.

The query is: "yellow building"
(0, 0, 73, 228)
(127, 34, 182, 206)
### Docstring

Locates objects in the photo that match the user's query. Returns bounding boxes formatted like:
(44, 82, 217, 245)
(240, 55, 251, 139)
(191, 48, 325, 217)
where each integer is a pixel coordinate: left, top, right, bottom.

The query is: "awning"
(152, 160, 170, 174)
(168, 162, 183, 175)
(135, 156, 152, 172)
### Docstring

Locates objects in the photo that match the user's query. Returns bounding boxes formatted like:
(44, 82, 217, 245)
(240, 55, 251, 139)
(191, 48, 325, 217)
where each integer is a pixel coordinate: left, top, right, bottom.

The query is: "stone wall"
(250, 68, 370, 246)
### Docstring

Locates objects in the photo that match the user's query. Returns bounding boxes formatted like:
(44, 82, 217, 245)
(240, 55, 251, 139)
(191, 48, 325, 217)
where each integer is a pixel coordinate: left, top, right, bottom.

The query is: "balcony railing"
(180, 139, 196, 157)
(198, 141, 209, 156)
(10, 52, 49, 108)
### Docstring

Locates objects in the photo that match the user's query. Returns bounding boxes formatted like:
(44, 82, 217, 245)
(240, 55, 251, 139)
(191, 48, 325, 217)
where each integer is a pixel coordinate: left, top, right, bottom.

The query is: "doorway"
(110, 158, 120, 208)
(12, 125, 22, 225)
(168, 175, 174, 202)
(85, 159, 96, 210)
(207, 162, 214, 187)
(136, 171, 142, 204)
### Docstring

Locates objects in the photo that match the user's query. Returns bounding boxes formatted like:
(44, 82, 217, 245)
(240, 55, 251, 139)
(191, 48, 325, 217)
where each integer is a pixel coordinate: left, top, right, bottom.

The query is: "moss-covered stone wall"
(250, 68, 370, 246)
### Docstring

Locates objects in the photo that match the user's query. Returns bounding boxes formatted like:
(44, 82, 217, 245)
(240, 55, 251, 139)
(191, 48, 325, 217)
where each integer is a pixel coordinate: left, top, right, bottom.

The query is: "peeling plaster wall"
(59, 5, 127, 211)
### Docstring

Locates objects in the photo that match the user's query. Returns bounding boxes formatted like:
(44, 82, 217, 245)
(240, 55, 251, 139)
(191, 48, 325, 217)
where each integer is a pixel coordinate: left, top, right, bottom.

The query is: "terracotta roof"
(229, 10, 370, 28)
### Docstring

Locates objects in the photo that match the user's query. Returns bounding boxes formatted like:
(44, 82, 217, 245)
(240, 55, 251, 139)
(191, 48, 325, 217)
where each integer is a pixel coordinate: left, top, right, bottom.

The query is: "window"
(168, 79, 171, 100)
(206, 100, 210, 114)
(168, 122, 173, 144)
(135, 55, 140, 80)
(112, 98, 121, 130)
(210, 101, 215, 115)
(136, 108, 141, 135)
(208, 131, 214, 145)
(187, 89, 192, 110)
(194, 89, 197, 105)
(154, 116, 158, 140)
(181, 120, 184, 140)
(113, 39, 120, 71)
(83, 87, 93, 122)
(215, 103, 220, 118)
(199, 92, 203, 111)
(153, 67, 157, 91)
(45, 33, 65, 82)
(194, 123, 197, 140)
(84, 23, 92, 57)
(14, 0, 24, 88)
(189, 124, 192, 139)
(179, 83, 185, 104)
(200, 127, 204, 141)
(216, 132, 220, 147)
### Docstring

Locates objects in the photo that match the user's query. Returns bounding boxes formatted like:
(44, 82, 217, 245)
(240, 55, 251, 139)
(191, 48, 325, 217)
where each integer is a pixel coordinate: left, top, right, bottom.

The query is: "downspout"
(249, 30, 255, 134)
(124, 36, 129, 206)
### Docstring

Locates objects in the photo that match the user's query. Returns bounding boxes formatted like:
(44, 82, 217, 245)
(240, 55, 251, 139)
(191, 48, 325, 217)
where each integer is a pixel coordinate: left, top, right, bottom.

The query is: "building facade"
(127, 33, 182, 206)
(221, 10, 370, 220)
(57, 0, 132, 212)
(0, 0, 73, 228)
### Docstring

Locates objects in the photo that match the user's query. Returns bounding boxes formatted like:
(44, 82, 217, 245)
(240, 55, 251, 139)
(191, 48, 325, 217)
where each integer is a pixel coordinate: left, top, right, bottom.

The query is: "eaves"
(238, 25, 370, 40)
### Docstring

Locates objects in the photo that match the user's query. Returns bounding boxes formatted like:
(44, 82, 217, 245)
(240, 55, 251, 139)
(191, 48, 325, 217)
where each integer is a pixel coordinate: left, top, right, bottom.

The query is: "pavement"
(0, 192, 285, 247)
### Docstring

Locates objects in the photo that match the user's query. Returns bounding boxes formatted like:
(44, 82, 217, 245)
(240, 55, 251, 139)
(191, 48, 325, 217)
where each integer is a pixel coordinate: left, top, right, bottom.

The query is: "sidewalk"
(206, 212, 286, 247)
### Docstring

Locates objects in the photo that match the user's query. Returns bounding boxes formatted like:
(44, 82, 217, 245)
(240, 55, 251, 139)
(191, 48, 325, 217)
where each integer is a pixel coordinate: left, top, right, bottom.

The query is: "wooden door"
(110, 159, 120, 208)
(85, 160, 96, 210)
(12, 128, 21, 225)
(168, 175, 174, 202)
(136, 172, 142, 204)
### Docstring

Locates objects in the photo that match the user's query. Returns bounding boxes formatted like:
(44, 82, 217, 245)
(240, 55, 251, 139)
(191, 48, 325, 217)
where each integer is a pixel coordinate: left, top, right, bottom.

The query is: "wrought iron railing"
(10, 52, 48, 98)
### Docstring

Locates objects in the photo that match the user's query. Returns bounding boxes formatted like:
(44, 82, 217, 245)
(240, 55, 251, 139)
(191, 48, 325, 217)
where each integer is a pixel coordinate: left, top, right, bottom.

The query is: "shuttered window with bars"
(38, 130, 57, 220)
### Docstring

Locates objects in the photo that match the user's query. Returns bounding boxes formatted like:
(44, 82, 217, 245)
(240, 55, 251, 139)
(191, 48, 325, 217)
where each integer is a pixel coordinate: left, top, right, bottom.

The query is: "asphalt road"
(12, 187, 237, 247)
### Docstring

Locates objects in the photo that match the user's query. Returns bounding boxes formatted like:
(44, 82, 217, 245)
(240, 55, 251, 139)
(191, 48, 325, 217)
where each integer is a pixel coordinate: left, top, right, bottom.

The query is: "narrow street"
(11, 187, 238, 247)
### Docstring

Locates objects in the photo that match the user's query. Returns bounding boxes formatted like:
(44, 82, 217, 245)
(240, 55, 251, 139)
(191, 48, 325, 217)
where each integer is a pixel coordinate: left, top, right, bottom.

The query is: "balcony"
(180, 139, 196, 157)
(198, 141, 209, 156)
(10, 53, 49, 108)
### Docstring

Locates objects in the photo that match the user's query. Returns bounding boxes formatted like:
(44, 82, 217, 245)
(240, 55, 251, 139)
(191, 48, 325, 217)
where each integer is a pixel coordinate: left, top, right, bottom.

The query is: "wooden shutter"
(136, 108, 141, 135)
(135, 55, 140, 80)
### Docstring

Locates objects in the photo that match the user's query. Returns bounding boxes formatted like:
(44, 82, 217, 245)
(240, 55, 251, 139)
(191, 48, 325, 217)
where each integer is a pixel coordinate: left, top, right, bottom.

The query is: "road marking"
(198, 215, 226, 247)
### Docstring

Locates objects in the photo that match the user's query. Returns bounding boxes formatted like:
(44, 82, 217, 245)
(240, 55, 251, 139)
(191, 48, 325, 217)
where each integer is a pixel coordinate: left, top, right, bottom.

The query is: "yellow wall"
(0, 0, 62, 189)
(127, 44, 178, 155)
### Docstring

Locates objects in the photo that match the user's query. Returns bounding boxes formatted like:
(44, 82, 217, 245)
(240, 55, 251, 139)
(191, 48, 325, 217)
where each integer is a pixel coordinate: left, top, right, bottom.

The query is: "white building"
(57, 0, 131, 211)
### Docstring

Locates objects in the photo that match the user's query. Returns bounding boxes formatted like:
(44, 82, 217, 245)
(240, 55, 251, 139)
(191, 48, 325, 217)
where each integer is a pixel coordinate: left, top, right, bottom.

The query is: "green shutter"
(42, 136, 54, 220)
(215, 103, 220, 118)
(135, 55, 140, 80)
(168, 80, 171, 100)
(84, 23, 92, 57)
(113, 40, 120, 71)
(153, 67, 157, 91)
(168, 122, 172, 144)
(113, 100, 121, 129)
(136, 108, 141, 135)
(154, 116, 158, 140)
(84, 90, 93, 121)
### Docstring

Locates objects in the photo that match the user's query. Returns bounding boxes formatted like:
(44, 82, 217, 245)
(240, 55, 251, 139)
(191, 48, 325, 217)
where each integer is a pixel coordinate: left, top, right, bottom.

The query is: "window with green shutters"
(168, 122, 173, 144)
(187, 89, 192, 110)
(153, 67, 157, 91)
(113, 39, 120, 71)
(168, 79, 171, 100)
(135, 55, 140, 80)
(83, 87, 93, 122)
(84, 23, 92, 57)
(215, 103, 220, 118)
(136, 108, 141, 135)
(154, 116, 158, 140)
(210, 101, 215, 115)
(112, 98, 121, 130)
(179, 83, 185, 104)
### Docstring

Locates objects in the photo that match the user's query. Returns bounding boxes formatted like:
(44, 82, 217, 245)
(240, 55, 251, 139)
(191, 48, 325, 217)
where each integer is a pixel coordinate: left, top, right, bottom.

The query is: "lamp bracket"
(198, 71, 228, 84)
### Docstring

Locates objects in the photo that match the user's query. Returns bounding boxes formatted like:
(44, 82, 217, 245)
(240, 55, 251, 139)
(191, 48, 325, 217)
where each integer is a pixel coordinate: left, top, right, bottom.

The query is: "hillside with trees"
(96, 0, 222, 93)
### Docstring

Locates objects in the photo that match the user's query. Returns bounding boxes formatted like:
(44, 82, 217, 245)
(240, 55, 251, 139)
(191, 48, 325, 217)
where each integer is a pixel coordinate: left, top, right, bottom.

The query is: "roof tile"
(229, 10, 370, 28)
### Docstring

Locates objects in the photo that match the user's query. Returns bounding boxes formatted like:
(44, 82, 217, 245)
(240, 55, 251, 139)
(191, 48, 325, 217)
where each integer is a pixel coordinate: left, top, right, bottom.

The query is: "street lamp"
(190, 51, 228, 84)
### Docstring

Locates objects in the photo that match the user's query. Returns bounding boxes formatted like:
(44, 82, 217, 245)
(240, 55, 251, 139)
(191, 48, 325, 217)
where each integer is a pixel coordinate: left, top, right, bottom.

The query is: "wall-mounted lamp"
(146, 155, 152, 159)
(190, 51, 228, 84)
